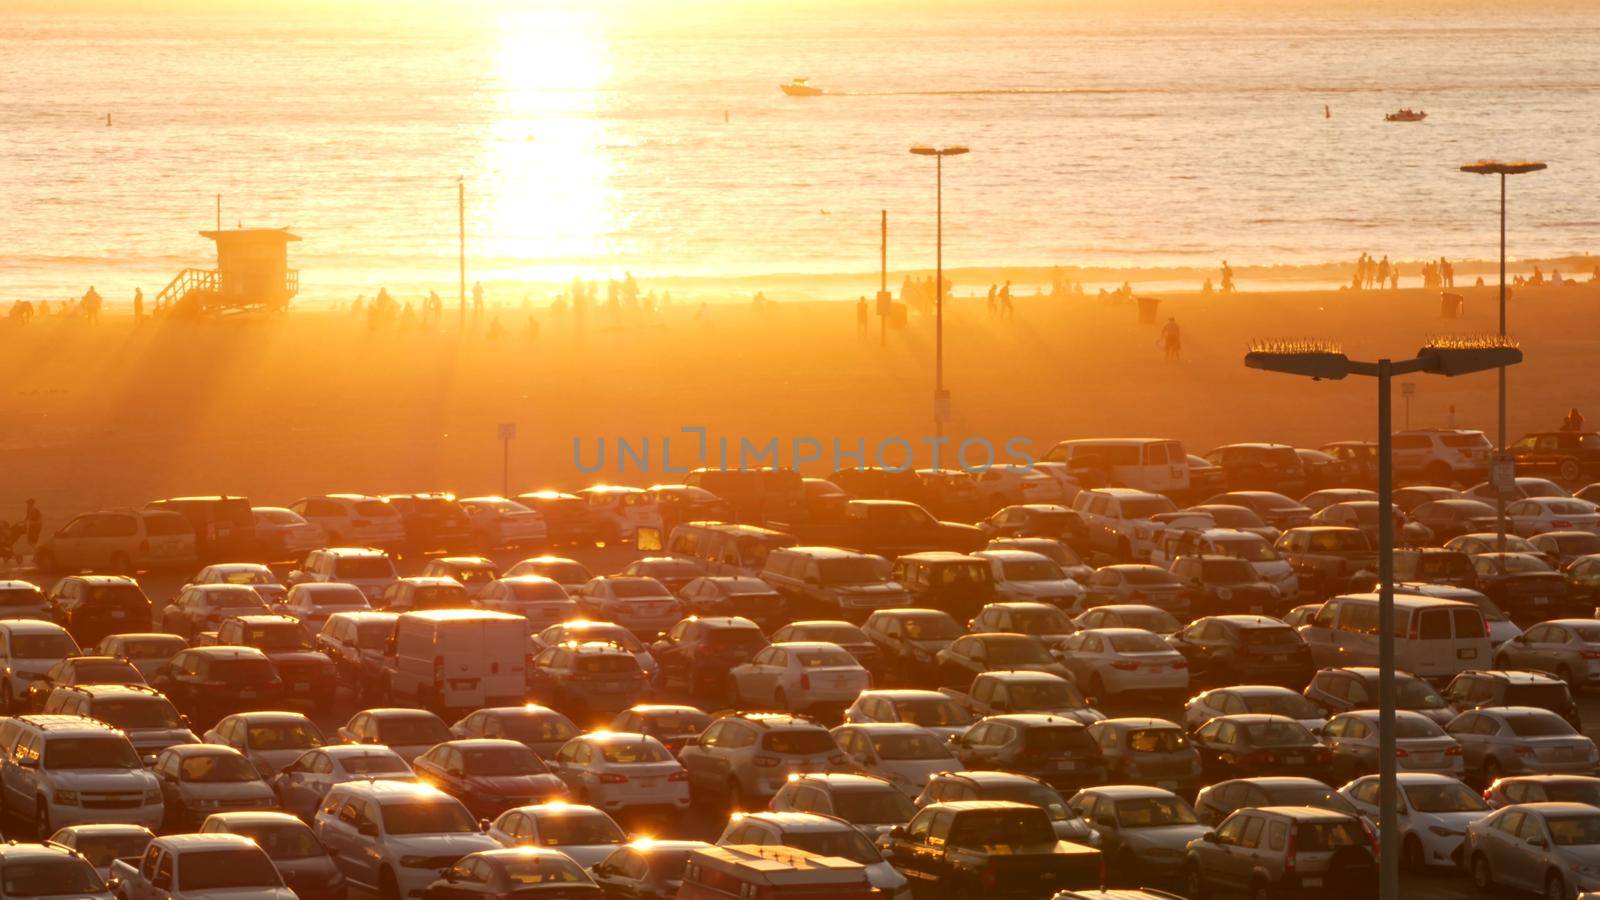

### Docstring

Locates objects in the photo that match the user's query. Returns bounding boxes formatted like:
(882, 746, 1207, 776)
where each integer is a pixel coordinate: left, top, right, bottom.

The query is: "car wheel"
(1089, 674, 1109, 703)
(109, 551, 133, 575)
(1185, 862, 1208, 900)
(1425, 462, 1454, 486)
(727, 676, 742, 707)
(1483, 757, 1503, 787)
(1402, 835, 1425, 872)
(775, 687, 790, 711)
(1560, 458, 1583, 483)
(379, 867, 400, 900)
(1558, 665, 1577, 688)
(1546, 870, 1567, 900)
(1471, 852, 1494, 892)
(1249, 877, 1273, 900)
(727, 777, 747, 811)
(34, 799, 51, 841)
(32, 550, 55, 574)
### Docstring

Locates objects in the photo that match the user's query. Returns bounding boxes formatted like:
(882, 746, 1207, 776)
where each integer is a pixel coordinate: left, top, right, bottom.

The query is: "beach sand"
(3, 280, 1597, 522)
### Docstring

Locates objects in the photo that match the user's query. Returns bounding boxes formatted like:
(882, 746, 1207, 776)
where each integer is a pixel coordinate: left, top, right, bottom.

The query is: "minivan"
(1298, 593, 1490, 681)
(385, 609, 527, 713)
(145, 496, 256, 562)
(1040, 438, 1190, 494)
(665, 522, 797, 576)
(760, 547, 910, 620)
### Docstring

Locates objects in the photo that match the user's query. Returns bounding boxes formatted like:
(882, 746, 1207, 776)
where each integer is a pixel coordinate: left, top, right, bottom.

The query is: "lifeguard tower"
(155, 228, 300, 316)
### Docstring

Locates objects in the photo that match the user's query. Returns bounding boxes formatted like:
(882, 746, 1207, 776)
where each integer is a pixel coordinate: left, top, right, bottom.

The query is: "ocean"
(3, 0, 1598, 302)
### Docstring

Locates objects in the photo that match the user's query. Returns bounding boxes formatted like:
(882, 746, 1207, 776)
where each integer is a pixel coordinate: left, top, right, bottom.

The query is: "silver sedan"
(1446, 707, 1600, 786)
(1466, 802, 1600, 900)
(1322, 709, 1464, 781)
(1495, 620, 1600, 688)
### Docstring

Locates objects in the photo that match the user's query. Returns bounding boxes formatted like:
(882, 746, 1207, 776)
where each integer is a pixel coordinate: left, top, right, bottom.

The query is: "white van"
(577, 486, 663, 544)
(1297, 593, 1490, 681)
(1040, 438, 1190, 494)
(387, 609, 527, 713)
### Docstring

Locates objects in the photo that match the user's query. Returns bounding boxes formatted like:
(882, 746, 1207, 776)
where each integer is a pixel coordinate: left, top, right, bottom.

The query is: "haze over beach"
(4, 0, 1600, 302)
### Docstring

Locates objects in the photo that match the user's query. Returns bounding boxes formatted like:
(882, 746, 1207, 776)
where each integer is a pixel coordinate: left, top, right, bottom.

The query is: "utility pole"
(878, 209, 889, 347)
(458, 176, 467, 329)
(216, 194, 221, 231)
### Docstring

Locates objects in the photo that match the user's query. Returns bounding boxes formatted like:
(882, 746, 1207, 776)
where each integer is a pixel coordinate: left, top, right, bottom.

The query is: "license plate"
(1270, 654, 1288, 663)
(239, 689, 256, 699)
(1459, 648, 1478, 659)
(292, 682, 309, 692)
(1303, 877, 1323, 888)
(1283, 754, 1306, 765)
(638, 777, 661, 788)
(1533, 597, 1549, 605)
(1057, 760, 1079, 771)
(450, 679, 475, 689)
(110, 611, 126, 619)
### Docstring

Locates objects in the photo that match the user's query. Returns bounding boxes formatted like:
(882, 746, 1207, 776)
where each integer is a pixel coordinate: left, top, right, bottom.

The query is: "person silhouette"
(1160, 317, 1182, 361)
(856, 296, 869, 337)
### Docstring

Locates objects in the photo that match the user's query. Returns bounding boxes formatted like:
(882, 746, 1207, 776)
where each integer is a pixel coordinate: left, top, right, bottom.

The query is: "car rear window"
(0, 587, 43, 607)
(1109, 632, 1169, 653)
(1293, 819, 1368, 851)
(1503, 685, 1573, 712)
(610, 579, 671, 598)
(354, 501, 396, 517)
(1504, 712, 1576, 737)
(142, 513, 191, 536)
(1024, 725, 1095, 754)
(761, 729, 836, 756)
(597, 740, 672, 764)
(1441, 433, 1491, 448)
(1308, 531, 1370, 552)
(948, 809, 1056, 849)
(1240, 627, 1299, 647)
(334, 558, 394, 579)
(576, 655, 640, 675)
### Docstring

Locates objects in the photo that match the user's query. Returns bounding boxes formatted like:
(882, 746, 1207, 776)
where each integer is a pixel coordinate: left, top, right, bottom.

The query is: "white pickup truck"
(109, 834, 296, 900)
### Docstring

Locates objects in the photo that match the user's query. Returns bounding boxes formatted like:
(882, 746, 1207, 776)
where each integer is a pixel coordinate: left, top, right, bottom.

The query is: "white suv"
(715, 811, 910, 898)
(679, 713, 846, 807)
(0, 620, 82, 713)
(287, 495, 407, 549)
(1392, 428, 1492, 486)
(1072, 488, 1181, 560)
(312, 780, 498, 900)
(0, 715, 163, 838)
(287, 548, 400, 602)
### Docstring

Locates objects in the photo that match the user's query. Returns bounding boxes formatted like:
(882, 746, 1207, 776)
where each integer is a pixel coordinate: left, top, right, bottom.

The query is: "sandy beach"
(4, 277, 1597, 524)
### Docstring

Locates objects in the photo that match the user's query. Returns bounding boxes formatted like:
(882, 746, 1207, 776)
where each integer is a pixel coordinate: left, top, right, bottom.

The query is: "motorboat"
(1385, 108, 1427, 122)
(780, 78, 824, 97)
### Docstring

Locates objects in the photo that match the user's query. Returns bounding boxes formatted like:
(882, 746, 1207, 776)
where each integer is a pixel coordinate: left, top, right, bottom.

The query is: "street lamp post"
(1246, 337, 1523, 900)
(1460, 160, 1546, 554)
(910, 145, 968, 453)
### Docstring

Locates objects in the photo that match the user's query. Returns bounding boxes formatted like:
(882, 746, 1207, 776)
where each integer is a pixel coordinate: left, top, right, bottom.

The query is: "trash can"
(1440, 292, 1463, 318)
(1137, 295, 1160, 324)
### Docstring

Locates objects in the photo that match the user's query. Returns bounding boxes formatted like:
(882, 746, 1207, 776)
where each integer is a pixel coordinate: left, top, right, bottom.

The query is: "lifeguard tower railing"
(154, 267, 299, 314)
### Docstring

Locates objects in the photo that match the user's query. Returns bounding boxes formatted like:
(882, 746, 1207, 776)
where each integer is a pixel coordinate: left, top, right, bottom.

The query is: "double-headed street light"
(1246, 336, 1522, 900)
(910, 144, 969, 453)
(1460, 160, 1546, 555)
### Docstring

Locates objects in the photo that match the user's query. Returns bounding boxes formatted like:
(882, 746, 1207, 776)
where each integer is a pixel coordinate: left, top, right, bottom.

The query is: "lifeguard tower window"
(157, 228, 300, 316)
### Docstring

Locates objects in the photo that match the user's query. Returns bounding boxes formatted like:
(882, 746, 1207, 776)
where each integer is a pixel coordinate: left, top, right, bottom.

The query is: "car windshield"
(1308, 532, 1370, 552)
(761, 730, 836, 756)
(43, 737, 140, 770)
(1122, 498, 1178, 519)
(243, 625, 313, 651)
(248, 722, 323, 750)
(895, 698, 975, 727)
(177, 849, 281, 890)
(449, 568, 497, 586)
(1009, 680, 1088, 710)
(1547, 815, 1600, 846)
(1242, 693, 1322, 720)
(640, 713, 711, 735)
(1505, 714, 1577, 737)
(897, 615, 961, 641)
(205, 591, 267, 610)
(783, 830, 881, 865)
(463, 746, 547, 776)
(610, 579, 670, 599)
(70, 661, 140, 683)
(1242, 721, 1317, 747)
(1011, 608, 1073, 633)
(1215, 538, 1279, 562)
(1394, 716, 1447, 738)
(832, 788, 916, 824)
(1404, 782, 1487, 813)
(409, 586, 468, 609)
(948, 810, 1056, 848)
(1293, 820, 1368, 851)
(230, 823, 325, 860)
(795, 650, 857, 668)
(378, 717, 451, 745)
(1202, 559, 1259, 583)
(987, 784, 1070, 820)
(499, 715, 580, 744)
(597, 741, 673, 764)
(1109, 632, 1170, 653)
(576, 655, 640, 675)
(1492, 555, 1553, 574)
(94, 698, 183, 730)
(119, 638, 184, 658)
(703, 629, 766, 650)
(1127, 729, 1189, 752)
(381, 800, 477, 835)
(180, 754, 260, 783)
(507, 581, 569, 602)
(219, 571, 275, 586)
(817, 558, 884, 585)
(340, 754, 410, 775)
(1115, 796, 1199, 827)
(1024, 726, 1095, 754)
(333, 558, 394, 579)
(502, 856, 591, 885)
(354, 621, 394, 648)
(1270, 785, 1359, 815)
(1002, 560, 1067, 582)
(872, 733, 953, 761)
(566, 628, 644, 653)
(1124, 569, 1181, 587)
(1546, 782, 1600, 805)
(0, 860, 107, 897)
(71, 834, 152, 869)
(11, 634, 76, 658)
(534, 812, 625, 846)
(985, 639, 1050, 665)
(1414, 555, 1474, 578)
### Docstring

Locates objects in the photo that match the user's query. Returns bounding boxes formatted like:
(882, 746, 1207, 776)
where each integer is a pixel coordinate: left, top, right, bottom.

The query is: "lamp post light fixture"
(910, 144, 969, 455)
(1459, 160, 1546, 555)
(1245, 335, 1523, 900)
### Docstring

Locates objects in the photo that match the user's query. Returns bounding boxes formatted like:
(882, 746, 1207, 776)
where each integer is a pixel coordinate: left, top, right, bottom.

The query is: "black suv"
(1203, 443, 1308, 496)
(1168, 555, 1284, 617)
(380, 493, 473, 555)
(1443, 669, 1581, 728)
(145, 496, 256, 562)
(1165, 615, 1313, 688)
(46, 575, 152, 647)
(649, 616, 768, 697)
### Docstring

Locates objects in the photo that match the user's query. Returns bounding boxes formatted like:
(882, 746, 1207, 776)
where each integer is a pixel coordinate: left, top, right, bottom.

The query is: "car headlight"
(144, 789, 163, 804)
(52, 790, 80, 805)
(1217, 588, 1233, 600)
(1428, 825, 1460, 838)
(399, 856, 436, 869)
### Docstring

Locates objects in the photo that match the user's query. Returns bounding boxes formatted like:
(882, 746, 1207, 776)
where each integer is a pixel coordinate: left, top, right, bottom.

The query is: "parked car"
(609, 705, 711, 758)
(484, 801, 625, 866)
(1182, 806, 1376, 900)
(949, 714, 1105, 792)
(158, 584, 270, 640)
(0, 714, 162, 837)
(1410, 499, 1502, 543)
(1191, 775, 1362, 826)
(1183, 685, 1327, 734)
(450, 705, 580, 760)
(1303, 666, 1456, 727)
(728, 641, 871, 714)
(151, 743, 278, 830)
(528, 641, 652, 718)
(334, 708, 452, 763)
(110, 833, 293, 900)
(880, 800, 1103, 897)
(310, 780, 498, 900)
(92, 633, 187, 680)
(572, 576, 682, 636)
(1053, 628, 1189, 702)
(201, 710, 326, 777)
(269, 744, 415, 821)
(934, 632, 1073, 688)
(1203, 443, 1308, 496)
(1068, 785, 1207, 884)
(286, 494, 406, 549)
(46, 822, 154, 882)
(678, 712, 844, 808)
(1445, 707, 1599, 785)
(974, 550, 1087, 608)
(1473, 552, 1577, 622)
(1483, 774, 1600, 809)
(649, 616, 767, 697)
(252, 507, 326, 562)
(1493, 619, 1600, 688)
(770, 772, 916, 840)
(275, 582, 371, 635)
(187, 563, 287, 605)
(589, 840, 710, 900)
(148, 646, 283, 726)
(1465, 802, 1600, 899)
(544, 732, 689, 817)
(830, 722, 962, 798)
(46, 575, 152, 647)
(1189, 714, 1331, 780)
(409, 738, 569, 818)
(33, 507, 195, 575)
(841, 689, 976, 741)
(379, 493, 473, 555)
(859, 608, 963, 684)
(1338, 772, 1489, 870)
(1442, 669, 1580, 727)
(1165, 615, 1313, 688)
(1392, 428, 1492, 485)
(285, 548, 399, 603)
(197, 811, 347, 900)
(1321, 709, 1464, 781)
(1083, 718, 1204, 794)
(422, 847, 599, 900)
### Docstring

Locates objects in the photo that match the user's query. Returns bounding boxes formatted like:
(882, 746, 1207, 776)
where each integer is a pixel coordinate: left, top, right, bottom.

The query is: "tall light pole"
(1246, 336, 1523, 900)
(910, 145, 968, 456)
(458, 175, 467, 329)
(1460, 160, 1546, 557)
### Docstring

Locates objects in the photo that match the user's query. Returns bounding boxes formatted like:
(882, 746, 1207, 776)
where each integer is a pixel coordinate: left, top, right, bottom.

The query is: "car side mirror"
(357, 822, 379, 837)
(1202, 831, 1219, 843)
(17, 757, 37, 769)
(478, 818, 491, 833)
(1531, 837, 1549, 849)
(681, 736, 698, 747)
(889, 826, 908, 840)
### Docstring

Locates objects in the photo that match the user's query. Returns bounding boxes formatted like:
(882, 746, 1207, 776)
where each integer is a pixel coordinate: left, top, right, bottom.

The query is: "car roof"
(1254, 806, 1354, 821)
(1461, 669, 1563, 684)
(982, 670, 1069, 682)
(900, 551, 982, 563)
(1078, 785, 1179, 799)
(166, 743, 247, 758)
(187, 646, 270, 660)
(835, 722, 930, 735)
(1207, 714, 1298, 725)
(859, 689, 948, 701)
(0, 619, 70, 634)
(333, 780, 456, 801)
(739, 812, 857, 832)
(940, 771, 1040, 786)
(776, 546, 874, 560)
(360, 708, 446, 719)
(1097, 718, 1182, 731)
(975, 550, 1055, 563)
(156, 833, 263, 851)
(203, 811, 307, 828)
(984, 714, 1088, 727)
(1478, 705, 1568, 718)
(786, 773, 896, 790)
(223, 710, 316, 722)
(1514, 802, 1600, 816)
(1207, 615, 1288, 628)
(324, 547, 389, 558)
